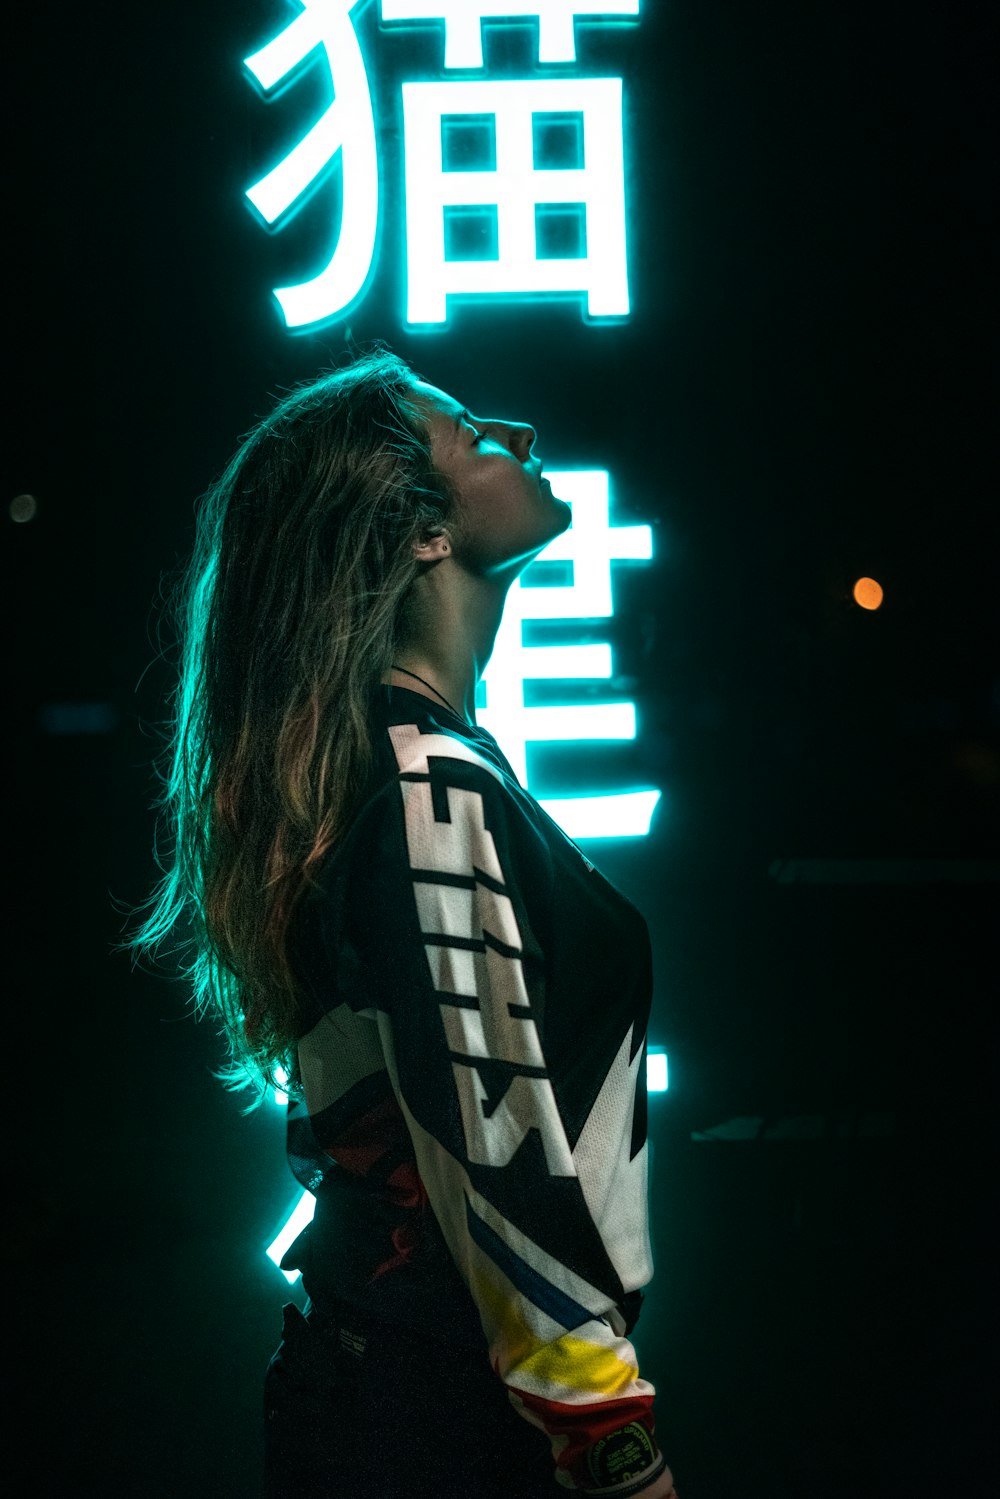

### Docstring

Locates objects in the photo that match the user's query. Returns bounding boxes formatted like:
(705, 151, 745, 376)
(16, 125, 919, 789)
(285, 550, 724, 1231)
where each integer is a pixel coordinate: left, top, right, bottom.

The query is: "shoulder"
(376, 719, 554, 894)
(386, 720, 505, 786)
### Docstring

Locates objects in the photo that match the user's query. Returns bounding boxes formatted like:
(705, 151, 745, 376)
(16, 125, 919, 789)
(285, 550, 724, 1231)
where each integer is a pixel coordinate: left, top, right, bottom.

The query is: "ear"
(412, 529, 451, 563)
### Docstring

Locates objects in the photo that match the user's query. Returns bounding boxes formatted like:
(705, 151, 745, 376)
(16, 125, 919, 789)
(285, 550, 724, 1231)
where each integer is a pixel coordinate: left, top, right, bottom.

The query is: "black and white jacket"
(283, 685, 667, 1495)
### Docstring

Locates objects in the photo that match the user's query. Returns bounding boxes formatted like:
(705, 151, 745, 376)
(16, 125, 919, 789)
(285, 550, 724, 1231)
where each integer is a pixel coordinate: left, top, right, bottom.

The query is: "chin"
(551, 494, 573, 534)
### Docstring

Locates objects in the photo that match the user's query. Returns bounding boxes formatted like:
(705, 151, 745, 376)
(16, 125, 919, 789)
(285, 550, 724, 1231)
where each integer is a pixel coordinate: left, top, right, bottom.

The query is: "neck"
(388, 567, 516, 723)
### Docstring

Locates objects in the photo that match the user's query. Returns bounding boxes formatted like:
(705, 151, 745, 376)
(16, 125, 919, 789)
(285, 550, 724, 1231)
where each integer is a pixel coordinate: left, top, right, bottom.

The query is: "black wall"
(8, 3, 996, 1494)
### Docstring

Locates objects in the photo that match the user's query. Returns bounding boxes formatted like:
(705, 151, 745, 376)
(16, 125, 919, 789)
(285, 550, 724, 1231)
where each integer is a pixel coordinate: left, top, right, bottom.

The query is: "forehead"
(409, 380, 464, 428)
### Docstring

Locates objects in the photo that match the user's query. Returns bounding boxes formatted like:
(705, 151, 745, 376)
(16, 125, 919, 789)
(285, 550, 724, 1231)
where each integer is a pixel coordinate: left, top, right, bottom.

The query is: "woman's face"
(409, 381, 571, 575)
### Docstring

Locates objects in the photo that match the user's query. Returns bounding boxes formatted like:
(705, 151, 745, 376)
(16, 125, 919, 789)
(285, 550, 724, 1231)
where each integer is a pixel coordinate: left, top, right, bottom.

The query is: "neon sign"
(481, 469, 659, 840)
(381, 2, 641, 68)
(243, 0, 639, 328)
(244, 0, 379, 326)
(401, 78, 627, 323)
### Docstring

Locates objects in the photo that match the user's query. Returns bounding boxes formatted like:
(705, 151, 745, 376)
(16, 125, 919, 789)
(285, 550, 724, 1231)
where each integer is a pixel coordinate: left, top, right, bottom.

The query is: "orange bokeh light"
(853, 576, 884, 611)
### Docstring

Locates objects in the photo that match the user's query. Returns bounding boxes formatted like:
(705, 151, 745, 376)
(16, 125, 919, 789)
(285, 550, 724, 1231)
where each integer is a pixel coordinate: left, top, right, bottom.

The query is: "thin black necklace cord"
(389, 665, 467, 723)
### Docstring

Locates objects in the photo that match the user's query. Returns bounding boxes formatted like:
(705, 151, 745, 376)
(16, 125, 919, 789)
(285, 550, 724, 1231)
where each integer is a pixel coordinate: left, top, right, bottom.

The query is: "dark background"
(8, 2, 996, 1495)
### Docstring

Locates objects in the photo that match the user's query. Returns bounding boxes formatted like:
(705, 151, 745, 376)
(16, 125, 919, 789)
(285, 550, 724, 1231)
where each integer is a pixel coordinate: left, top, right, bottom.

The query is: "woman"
(129, 347, 678, 1498)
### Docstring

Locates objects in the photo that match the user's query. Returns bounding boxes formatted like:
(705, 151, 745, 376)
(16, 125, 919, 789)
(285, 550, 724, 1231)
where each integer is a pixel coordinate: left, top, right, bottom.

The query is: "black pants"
(263, 1299, 558, 1497)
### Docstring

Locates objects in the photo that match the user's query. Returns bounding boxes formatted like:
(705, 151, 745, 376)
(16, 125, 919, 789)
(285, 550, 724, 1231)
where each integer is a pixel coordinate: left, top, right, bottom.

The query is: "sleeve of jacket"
(341, 721, 667, 1496)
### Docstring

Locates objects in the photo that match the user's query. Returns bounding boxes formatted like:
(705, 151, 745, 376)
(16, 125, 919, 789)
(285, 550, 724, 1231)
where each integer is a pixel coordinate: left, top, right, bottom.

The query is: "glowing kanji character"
(380, 0, 640, 68)
(401, 77, 628, 324)
(244, 0, 378, 328)
(479, 470, 660, 839)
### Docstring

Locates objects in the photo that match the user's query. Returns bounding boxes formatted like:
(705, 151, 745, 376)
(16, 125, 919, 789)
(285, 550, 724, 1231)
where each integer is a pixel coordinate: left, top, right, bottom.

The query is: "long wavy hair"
(121, 348, 453, 1107)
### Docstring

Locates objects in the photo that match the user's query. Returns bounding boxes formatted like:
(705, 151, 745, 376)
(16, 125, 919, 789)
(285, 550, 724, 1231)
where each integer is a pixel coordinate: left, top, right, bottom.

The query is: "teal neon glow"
(267, 1043, 668, 1276)
(647, 1049, 668, 1093)
(478, 468, 659, 839)
(273, 1065, 290, 1107)
(536, 791, 659, 838)
(266, 1188, 316, 1283)
(402, 78, 628, 324)
(380, 1, 640, 68)
(244, 0, 378, 327)
(243, 3, 637, 329)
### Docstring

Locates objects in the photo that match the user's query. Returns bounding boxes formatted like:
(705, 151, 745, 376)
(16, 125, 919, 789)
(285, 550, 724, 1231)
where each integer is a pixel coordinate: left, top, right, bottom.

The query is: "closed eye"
(461, 410, 483, 445)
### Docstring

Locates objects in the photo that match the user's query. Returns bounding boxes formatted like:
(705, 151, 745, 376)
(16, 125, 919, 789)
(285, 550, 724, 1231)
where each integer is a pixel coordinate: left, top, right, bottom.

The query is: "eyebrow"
(453, 408, 469, 432)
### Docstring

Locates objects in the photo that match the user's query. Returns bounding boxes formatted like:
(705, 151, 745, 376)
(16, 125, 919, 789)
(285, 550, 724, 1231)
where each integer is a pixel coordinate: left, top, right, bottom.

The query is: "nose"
(484, 418, 536, 461)
(512, 420, 537, 460)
